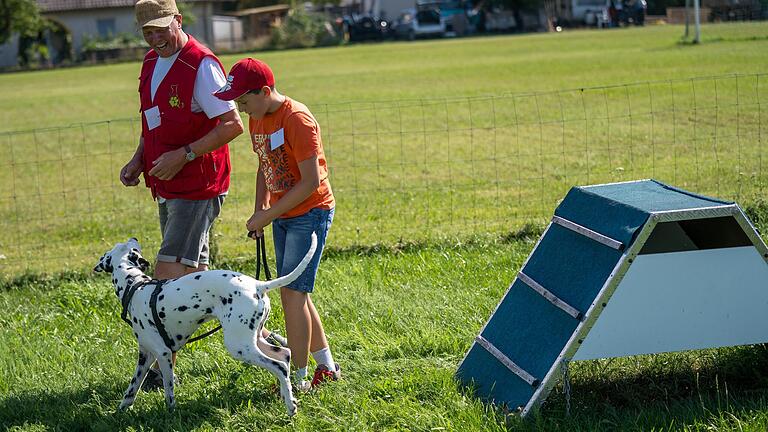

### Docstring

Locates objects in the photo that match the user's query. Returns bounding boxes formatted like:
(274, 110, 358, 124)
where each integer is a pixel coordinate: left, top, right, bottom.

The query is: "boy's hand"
(246, 210, 273, 238)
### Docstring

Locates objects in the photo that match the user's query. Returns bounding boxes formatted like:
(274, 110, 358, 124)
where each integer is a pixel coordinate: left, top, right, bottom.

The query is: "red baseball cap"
(214, 58, 275, 101)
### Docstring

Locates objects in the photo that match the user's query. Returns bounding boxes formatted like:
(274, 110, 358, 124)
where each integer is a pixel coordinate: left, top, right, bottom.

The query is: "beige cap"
(136, 0, 179, 29)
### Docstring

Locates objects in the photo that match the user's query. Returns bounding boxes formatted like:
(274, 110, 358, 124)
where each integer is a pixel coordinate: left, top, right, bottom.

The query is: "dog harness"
(120, 278, 177, 352)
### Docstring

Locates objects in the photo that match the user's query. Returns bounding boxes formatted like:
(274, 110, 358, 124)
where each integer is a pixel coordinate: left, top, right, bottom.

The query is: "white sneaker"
(296, 379, 312, 393)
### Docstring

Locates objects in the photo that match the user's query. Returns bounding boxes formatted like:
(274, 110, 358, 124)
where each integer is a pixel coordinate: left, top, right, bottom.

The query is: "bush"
(80, 33, 147, 63)
(270, 9, 341, 50)
(81, 32, 145, 52)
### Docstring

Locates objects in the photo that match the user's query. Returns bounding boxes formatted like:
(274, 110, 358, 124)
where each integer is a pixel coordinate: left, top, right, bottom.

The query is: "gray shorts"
(157, 195, 224, 268)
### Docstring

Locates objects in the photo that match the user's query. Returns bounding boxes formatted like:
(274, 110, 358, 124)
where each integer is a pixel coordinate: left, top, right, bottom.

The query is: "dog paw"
(288, 401, 298, 417)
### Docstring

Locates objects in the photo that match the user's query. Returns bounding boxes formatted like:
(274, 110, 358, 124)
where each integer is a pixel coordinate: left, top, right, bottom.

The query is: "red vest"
(138, 35, 231, 200)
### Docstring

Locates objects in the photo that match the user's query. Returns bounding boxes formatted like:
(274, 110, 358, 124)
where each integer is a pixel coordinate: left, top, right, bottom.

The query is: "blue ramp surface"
(456, 179, 743, 415)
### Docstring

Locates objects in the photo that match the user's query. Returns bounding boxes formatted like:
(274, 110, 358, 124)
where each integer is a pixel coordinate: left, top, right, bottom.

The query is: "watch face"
(185, 151, 195, 161)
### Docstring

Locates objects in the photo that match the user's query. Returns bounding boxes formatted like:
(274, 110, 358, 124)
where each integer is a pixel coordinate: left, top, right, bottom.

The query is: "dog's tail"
(255, 232, 318, 296)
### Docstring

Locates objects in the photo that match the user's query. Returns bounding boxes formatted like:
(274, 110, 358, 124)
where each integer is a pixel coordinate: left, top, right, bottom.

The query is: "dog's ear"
(94, 254, 113, 273)
(128, 249, 150, 272)
(138, 256, 151, 272)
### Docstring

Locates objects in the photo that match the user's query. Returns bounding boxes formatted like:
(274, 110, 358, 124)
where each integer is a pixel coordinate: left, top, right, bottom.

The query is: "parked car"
(338, 14, 391, 42)
(620, 0, 647, 25)
(393, 8, 445, 40)
(415, 0, 471, 36)
(483, 7, 517, 32)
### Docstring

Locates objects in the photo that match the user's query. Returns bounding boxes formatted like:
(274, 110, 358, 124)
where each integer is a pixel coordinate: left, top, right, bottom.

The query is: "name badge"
(270, 128, 285, 151)
(144, 106, 161, 130)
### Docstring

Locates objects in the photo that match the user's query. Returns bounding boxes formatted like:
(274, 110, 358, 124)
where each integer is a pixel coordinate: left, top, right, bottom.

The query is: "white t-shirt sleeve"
(191, 57, 236, 118)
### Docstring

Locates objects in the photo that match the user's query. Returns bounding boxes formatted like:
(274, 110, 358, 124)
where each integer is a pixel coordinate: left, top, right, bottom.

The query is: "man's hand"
(120, 157, 144, 187)
(246, 209, 273, 239)
(148, 148, 186, 181)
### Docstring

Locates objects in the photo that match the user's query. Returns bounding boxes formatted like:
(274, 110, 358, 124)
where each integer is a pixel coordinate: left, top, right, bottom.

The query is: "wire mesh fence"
(0, 72, 765, 275)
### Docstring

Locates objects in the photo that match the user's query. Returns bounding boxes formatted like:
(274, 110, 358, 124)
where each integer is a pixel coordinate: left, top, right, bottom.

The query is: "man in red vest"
(120, 0, 243, 279)
(118, 0, 244, 387)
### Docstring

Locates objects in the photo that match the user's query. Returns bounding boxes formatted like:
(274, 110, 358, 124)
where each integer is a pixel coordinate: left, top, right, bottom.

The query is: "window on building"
(97, 18, 116, 37)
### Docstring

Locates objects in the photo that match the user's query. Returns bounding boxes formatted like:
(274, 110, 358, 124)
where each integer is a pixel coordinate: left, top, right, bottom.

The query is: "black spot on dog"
(177, 306, 188, 312)
(272, 361, 287, 376)
(197, 319, 205, 324)
(220, 297, 227, 306)
(159, 295, 164, 301)
(138, 354, 147, 365)
(133, 317, 138, 323)
(238, 350, 243, 355)
(193, 304, 199, 309)
(194, 275, 201, 280)
(205, 308, 212, 314)
(139, 321, 145, 330)
(222, 274, 228, 277)
(159, 312, 166, 319)
(176, 335, 183, 341)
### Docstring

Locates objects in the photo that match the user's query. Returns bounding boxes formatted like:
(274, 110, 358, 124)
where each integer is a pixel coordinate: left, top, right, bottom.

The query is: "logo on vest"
(168, 85, 184, 109)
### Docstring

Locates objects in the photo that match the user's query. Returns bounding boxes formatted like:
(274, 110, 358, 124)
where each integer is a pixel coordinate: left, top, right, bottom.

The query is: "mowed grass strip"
(0, 23, 767, 132)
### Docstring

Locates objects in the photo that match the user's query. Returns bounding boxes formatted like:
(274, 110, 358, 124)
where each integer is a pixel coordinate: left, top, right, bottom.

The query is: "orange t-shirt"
(249, 97, 334, 219)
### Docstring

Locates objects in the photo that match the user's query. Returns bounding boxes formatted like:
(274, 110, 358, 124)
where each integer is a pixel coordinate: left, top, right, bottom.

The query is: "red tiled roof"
(37, 0, 134, 12)
(37, 0, 227, 13)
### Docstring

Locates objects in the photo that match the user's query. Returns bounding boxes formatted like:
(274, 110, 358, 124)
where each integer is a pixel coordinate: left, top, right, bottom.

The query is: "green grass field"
(2, 23, 768, 431)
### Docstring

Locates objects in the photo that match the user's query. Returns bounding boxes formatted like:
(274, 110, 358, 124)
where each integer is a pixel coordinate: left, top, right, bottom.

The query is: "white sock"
(295, 367, 308, 382)
(311, 347, 335, 369)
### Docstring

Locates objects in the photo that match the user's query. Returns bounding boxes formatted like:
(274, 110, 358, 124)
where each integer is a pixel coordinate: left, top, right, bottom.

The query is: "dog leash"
(248, 231, 289, 348)
(251, 232, 272, 280)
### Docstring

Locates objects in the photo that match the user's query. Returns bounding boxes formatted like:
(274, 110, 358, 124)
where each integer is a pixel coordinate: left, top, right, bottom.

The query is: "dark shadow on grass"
(0, 374, 290, 431)
(459, 345, 768, 431)
(537, 345, 768, 430)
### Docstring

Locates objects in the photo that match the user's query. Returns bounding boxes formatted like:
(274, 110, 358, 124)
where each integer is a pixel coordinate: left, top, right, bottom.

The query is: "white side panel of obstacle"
(456, 179, 768, 416)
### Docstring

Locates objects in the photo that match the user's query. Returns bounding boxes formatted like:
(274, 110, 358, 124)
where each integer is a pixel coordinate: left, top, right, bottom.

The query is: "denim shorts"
(157, 195, 224, 267)
(272, 207, 334, 293)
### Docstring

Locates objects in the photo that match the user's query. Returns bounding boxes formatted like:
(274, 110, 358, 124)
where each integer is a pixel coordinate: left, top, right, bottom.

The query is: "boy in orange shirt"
(214, 58, 339, 391)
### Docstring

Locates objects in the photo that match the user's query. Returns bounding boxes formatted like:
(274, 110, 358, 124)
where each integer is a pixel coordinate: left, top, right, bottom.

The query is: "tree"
(0, 0, 42, 45)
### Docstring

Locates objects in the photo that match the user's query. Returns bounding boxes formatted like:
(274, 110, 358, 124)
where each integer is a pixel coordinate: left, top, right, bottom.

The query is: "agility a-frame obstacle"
(456, 179, 768, 416)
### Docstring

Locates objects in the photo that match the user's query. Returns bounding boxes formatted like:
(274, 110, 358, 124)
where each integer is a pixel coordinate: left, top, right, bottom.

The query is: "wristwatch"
(184, 145, 196, 161)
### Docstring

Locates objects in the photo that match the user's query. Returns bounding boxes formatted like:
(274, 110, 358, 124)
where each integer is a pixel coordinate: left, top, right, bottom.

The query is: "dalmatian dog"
(93, 233, 317, 417)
